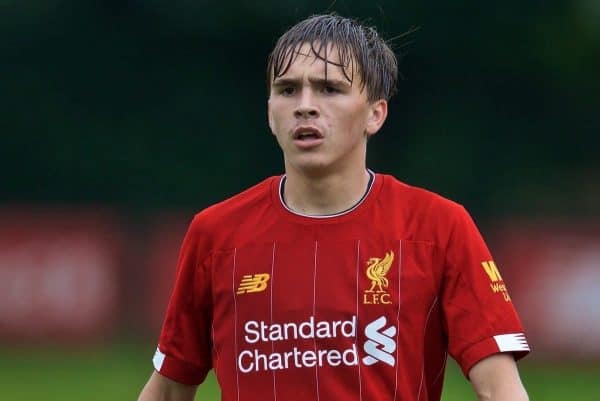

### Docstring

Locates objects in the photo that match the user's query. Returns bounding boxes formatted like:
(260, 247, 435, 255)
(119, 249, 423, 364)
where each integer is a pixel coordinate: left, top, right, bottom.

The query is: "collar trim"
(278, 170, 376, 219)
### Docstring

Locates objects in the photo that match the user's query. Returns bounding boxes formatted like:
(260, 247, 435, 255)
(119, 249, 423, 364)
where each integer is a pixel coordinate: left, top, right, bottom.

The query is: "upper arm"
(441, 205, 530, 374)
(468, 353, 528, 401)
(138, 371, 198, 401)
(155, 215, 213, 384)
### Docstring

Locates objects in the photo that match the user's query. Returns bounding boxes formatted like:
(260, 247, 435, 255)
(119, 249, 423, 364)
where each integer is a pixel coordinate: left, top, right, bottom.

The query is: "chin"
(290, 158, 336, 176)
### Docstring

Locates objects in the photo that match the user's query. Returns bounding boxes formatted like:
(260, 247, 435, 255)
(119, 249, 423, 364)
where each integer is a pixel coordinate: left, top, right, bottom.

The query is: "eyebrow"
(272, 77, 351, 88)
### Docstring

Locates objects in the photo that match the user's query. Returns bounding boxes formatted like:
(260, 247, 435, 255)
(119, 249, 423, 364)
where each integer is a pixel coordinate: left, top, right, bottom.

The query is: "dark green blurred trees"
(2, 1, 598, 218)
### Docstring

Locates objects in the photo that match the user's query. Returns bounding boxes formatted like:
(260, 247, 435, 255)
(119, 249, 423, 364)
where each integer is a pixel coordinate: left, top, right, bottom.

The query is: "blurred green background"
(1, 0, 599, 400)
(3, 0, 598, 216)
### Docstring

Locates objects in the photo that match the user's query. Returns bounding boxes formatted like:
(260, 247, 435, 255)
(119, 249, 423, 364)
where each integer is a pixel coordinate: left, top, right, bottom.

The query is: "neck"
(282, 165, 371, 216)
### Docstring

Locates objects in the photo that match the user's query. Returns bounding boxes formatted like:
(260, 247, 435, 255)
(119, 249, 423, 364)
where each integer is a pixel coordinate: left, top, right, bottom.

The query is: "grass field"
(1, 343, 598, 400)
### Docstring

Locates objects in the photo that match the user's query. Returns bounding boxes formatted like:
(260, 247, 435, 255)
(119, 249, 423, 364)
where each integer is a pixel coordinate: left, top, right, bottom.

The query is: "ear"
(365, 99, 388, 137)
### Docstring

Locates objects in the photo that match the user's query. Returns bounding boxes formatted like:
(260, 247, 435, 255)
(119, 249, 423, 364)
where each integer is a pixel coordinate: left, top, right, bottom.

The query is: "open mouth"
(293, 126, 323, 141)
(296, 132, 321, 140)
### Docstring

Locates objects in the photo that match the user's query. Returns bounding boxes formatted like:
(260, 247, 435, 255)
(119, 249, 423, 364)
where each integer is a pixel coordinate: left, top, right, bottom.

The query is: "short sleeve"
(153, 215, 213, 385)
(441, 205, 529, 377)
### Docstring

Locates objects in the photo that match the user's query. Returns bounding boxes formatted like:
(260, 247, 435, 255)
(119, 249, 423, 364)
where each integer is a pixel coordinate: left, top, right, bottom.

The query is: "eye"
(280, 87, 296, 96)
(322, 85, 339, 94)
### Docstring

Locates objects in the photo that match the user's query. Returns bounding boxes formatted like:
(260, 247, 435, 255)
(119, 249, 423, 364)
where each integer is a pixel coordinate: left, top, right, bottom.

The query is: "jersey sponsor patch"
(237, 273, 270, 294)
(236, 315, 398, 373)
(363, 251, 394, 305)
(363, 316, 397, 367)
(481, 260, 511, 302)
(237, 315, 358, 373)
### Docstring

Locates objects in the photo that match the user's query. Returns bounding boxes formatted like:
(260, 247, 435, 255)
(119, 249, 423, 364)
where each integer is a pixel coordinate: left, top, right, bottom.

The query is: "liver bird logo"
(365, 251, 394, 293)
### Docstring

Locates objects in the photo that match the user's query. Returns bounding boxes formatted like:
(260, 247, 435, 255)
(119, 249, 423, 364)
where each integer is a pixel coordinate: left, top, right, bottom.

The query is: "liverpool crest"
(363, 251, 394, 305)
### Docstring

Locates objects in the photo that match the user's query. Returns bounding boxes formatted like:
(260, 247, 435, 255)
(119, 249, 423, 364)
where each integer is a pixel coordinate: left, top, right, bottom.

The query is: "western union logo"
(481, 260, 511, 302)
(481, 261, 502, 282)
(237, 273, 270, 294)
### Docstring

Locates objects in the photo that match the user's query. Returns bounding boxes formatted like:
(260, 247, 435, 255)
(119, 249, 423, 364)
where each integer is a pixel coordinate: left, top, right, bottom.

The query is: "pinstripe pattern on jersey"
(393, 240, 403, 401)
(232, 248, 240, 401)
(270, 242, 277, 401)
(356, 240, 363, 401)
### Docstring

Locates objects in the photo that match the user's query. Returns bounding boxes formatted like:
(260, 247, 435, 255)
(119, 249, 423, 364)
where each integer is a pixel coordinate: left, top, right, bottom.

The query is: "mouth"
(293, 126, 323, 141)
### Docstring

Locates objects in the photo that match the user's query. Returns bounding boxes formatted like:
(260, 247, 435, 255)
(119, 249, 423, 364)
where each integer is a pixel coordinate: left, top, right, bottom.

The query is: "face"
(268, 43, 387, 177)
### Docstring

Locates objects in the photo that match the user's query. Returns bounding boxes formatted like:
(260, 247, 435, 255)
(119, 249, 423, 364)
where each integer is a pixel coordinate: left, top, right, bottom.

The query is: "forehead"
(277, 42, 356, 82)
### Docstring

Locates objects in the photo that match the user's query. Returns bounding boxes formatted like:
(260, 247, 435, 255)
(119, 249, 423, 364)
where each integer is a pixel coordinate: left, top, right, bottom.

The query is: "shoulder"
(378, 173, 466, 218)
(187, 176, 279, 236)
(375, 173, 475, 247)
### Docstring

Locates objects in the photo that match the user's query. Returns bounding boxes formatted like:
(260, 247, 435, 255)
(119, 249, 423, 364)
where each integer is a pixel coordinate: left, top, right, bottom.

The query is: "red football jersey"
(153, 173, 529, 401)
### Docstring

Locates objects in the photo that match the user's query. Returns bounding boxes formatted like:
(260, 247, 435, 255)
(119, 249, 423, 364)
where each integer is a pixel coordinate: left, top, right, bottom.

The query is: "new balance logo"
(362, 316, 397, 367)
(237, 273, 270, 294)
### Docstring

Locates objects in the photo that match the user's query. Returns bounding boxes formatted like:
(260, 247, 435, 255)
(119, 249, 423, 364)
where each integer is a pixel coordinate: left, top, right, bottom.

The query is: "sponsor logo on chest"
(237, 315, 397, 373)
(234, 248, 399, 373)
(237, 273, 270, 294)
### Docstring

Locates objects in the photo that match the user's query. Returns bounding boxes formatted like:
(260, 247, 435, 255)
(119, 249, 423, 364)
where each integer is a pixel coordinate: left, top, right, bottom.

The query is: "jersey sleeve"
(441, 205, 529, 377)
(153, 214, 213, 385)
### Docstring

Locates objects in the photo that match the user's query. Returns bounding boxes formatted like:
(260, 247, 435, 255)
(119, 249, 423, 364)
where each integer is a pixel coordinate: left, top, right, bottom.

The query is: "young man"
(138, 14, 530, 401)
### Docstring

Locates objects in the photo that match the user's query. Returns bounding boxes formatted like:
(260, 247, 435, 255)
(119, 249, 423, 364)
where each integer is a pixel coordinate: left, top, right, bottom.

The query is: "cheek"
(339, 105, 369, 133)
(337, 98, 368, 121)
(268, 107, 281, 133)
(268, 102, 288, 130)
(269, 114, 278, 134)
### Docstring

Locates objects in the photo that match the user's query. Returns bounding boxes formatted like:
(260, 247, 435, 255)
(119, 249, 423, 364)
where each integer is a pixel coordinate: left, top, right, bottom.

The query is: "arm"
(469, 353, 528, 401)
(138, 371, 198, 401)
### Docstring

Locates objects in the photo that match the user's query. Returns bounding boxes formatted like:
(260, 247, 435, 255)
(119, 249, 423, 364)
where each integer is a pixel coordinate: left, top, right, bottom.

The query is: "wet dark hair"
(267, 14, 398, 101)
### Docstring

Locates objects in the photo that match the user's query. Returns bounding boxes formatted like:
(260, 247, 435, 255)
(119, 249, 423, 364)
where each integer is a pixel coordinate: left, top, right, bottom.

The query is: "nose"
(294, 89, 319, 119)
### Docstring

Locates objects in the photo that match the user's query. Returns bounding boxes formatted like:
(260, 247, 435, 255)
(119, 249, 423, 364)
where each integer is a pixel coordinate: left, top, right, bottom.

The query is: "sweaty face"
(268, 43, 386, 177)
